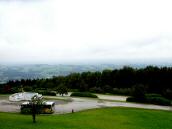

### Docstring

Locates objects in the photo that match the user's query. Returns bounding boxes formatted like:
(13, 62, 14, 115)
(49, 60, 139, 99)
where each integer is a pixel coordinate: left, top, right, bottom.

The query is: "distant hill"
(0, 64, 122, 84)
(1, 63, 169, 84)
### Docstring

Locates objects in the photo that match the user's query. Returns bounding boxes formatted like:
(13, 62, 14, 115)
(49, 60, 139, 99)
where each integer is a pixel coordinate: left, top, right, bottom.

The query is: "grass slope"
(0, 107, 172, 129)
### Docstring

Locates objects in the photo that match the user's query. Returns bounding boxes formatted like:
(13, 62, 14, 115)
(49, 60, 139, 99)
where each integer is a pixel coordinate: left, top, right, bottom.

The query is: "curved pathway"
(0, 94, 171, 113)
(54, 96, 172, 114)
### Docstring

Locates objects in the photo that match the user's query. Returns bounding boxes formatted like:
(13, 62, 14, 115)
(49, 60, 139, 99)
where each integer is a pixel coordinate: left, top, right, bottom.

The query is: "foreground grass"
(0, 107, 172, 129)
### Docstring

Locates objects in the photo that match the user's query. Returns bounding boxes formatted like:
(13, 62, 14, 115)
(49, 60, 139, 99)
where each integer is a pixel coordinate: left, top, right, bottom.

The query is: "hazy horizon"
(1, 0, 172, 65)
(1, 58, 172, 67)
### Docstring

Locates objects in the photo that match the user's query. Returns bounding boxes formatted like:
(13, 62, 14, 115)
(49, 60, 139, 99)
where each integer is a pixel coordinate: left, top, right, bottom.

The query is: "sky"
(0, 0, 172, 65)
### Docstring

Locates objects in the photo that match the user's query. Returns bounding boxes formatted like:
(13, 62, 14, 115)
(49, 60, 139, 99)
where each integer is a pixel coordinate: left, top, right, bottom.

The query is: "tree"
(79, 80, 88, 92)
(56, 83, 68, 96)
(103, 85, 112, 93)
(29, 95, 43, 123)
(132, 84, 146, 101)
(101, 69, 112, 87)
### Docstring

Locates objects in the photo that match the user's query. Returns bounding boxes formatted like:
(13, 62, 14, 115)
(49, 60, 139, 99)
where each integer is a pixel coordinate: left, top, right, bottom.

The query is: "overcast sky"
(0, 0, 172, 64)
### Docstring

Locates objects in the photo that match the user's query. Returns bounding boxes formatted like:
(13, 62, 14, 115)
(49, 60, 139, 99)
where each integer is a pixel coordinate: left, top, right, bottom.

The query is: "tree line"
(1, 66, 172, 99)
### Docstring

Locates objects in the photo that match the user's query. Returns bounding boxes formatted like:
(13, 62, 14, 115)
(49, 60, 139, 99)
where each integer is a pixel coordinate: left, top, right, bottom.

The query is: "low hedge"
(70, 92, 98, 98)
(126, 97, 146, 103)
(146, 96, 171, 106)
(127, 94, 171, 106)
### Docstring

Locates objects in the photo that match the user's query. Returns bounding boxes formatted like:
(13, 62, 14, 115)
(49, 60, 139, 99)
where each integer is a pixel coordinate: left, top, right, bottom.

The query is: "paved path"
(0, 94, 171, 114)
(54, 96, 172, 114)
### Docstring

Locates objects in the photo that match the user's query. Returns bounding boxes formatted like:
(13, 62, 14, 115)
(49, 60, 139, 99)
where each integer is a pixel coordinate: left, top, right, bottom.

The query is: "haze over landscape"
(1, 0, 172, 83)
(0, 0, 172, 65)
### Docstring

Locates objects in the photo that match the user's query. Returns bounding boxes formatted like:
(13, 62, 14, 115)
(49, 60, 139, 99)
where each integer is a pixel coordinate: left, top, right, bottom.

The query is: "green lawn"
(0, 107, 172, 129)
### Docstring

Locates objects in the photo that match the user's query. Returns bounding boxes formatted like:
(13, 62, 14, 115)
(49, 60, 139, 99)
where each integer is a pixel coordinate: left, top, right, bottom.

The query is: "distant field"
(0, 64, 117, 83)
(0, 107, 172, 129)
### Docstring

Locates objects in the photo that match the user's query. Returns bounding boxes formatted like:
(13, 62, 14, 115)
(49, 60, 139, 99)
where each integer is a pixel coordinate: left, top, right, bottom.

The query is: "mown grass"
(0, 107, 172, 129)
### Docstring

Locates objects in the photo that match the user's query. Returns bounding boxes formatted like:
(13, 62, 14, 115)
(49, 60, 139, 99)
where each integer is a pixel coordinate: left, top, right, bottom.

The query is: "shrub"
(127, 94, 171, 106)
(126, 97, 137, 102)
(103, 85, 113, 93)
(89, 87, 103, 93)
(37, 90, 56, 96)
(56, 83, 68, 96)
(23, 86, 32, 92)
(70, 89, 79, 92)
(146, 95, 171, 106)
(112, 88, 133, 95)
(70, 92, 98, 98)
(163, 89, 172, 100)
(132, 84, 146, 99)
(126, 97, 146, 103)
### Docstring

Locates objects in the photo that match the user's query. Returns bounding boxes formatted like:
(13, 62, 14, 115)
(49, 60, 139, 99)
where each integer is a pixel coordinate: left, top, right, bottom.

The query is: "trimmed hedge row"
(70, 92, 98, 98)
(127, 94, 171, 106)
(145, 94, 171, 106)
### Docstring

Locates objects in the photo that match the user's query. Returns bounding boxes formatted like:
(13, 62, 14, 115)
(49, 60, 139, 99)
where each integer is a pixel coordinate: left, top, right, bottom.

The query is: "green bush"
(126, 97, 136, 102)
(126, 97, 146, 103)
(89, 87, 103, 93)
(70, 89, 79, 92)
(163, 89, 172, 100)
(23, 86, 33, 92)
(132, 84, 146, 99)
(37, 90, 56, 96)
(127, 94, 171, 106)
(146, 96, 171, 106)
(70, 92, 98, 98)
(112, 88, 133, 95)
